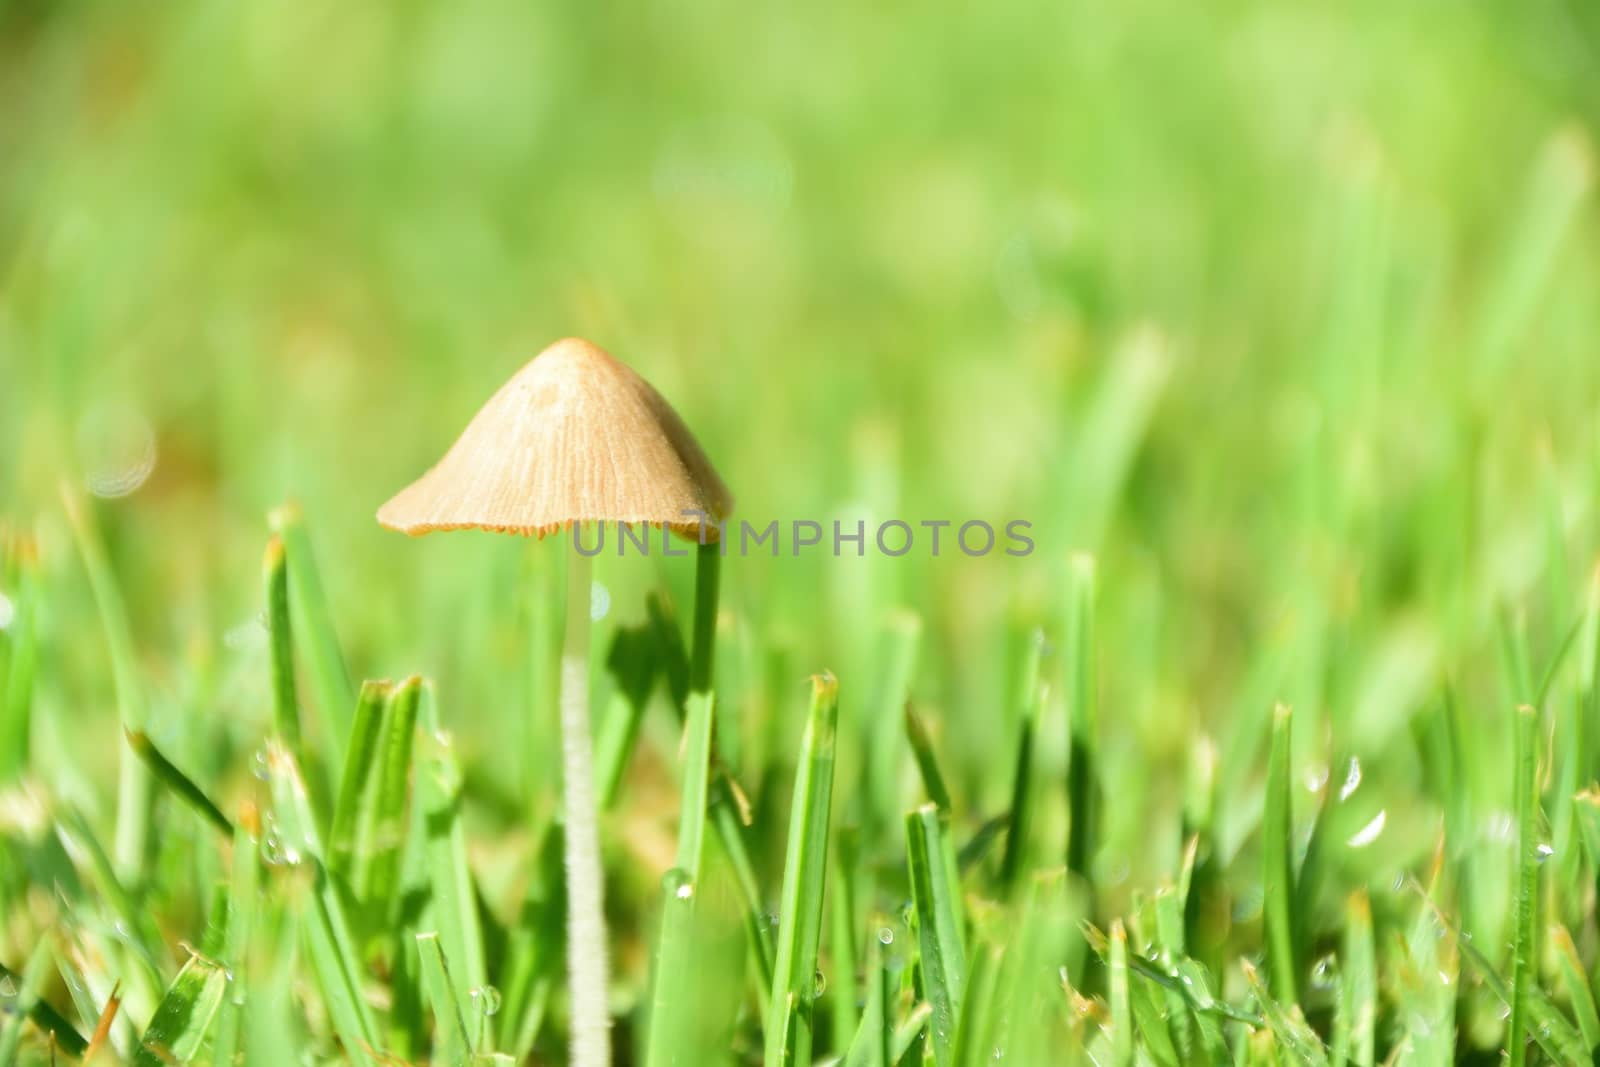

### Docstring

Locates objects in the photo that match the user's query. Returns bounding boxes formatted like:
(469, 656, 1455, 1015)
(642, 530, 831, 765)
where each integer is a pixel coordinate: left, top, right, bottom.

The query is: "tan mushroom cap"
(378, 338, 732, 540)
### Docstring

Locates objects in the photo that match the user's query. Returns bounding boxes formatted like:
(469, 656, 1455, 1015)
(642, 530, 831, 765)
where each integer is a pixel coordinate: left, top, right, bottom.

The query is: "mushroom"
(378, 337, 731, 1066)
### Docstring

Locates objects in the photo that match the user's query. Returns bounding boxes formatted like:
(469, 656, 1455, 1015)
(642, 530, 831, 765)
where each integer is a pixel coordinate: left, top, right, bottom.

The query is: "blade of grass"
(645, 691, 717, 1067)
(1000, 629, 1047, 889)
(270, 503, 355, 763)
(328, 680, 393, 887)
(1241, 960, 1328, 1067)
(764, 673, 840, 1067)
(0, 937, 60, 1064)
(1, 949, 88, 1059)
(907, 802, 967, 1067)
(211, 802, 261, 1067)
(62, 486, 152, 886)
(595, 622, 656, 810)
(1472, 128, 1593, 378)
(842, 930, 892, 1067)
(1330, 891, 1374, 1067)
(1065, 555, 1099, 883)
(1508, 703, 1540, 1067)
(132, 953, 229, 1066)
(417, 695, 488, 1007)
(417, 932, 470, 1066)
(0, 533, 37, 782)
(905, 703, 953, 814)
(264, 535, 301, 753)
(1263, 702, 1298, 1005)
(497, 820, 563, 1059)
(263, 740, 381, 1064)
(1550, 924, 1600, 1052)
(675, 693, 715, 877)
(828, 829, 862, 1054)
(1107, 919, 1133, 1067)
(1430, 890, 1587, 1063)
(650, 594, 775, 992)
(868, 614, 922, 841)
(124, 728, 231, 836)
(951, 942, 1003, 1067)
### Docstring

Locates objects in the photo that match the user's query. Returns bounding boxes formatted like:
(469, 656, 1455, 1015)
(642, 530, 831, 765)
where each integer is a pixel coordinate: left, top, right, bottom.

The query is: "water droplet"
(1536, 843, 1554, 864)
(590, 582, 611, 623)
(470, 985, 502, 1017)
(0, 975, 15, 997)
(662, 868, 694, 900)
(1346, 809, 1387, 848)
(0, 592, 14, 632)
(251, 749, 271, 781)
(812, 970, 827, 997)
(1310, 954, 1338, 991)
(1303, 763, 1330, 793)
(877, 927, 894, 945)
(78, 399, 157, 498)
(1339, 757, 1363, 801)
(260, 818, 301, 867)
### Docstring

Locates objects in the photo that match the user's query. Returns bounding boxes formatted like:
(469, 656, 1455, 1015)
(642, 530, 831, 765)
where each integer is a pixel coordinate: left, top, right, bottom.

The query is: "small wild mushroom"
(378, 337, 731, 1067)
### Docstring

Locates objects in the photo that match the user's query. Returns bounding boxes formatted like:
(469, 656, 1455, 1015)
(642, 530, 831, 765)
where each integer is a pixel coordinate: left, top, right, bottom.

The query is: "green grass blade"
(1107, 919, 1133, 1067)
(596, 622, 657, 810)
(417, 932, 470, 1066)
(328, 680, 392, 885)
(0, 939, 68, 1064)
(62, 487, 152, 885)
(212, 803, 261, 1067)
(827, 830, 861, 1055)
(1000, 629, 1046, 889)
(1550, 924, 1600, 1053)
(264, 534, 301, 753)
(764, 673, 840, 1067)
(690, 541, 721, 694)
(1263, 702, 1298, 1005)
(0, 953, 89, 1060)
(645, 691, 719, 1067)
(1241, 960, 1328, 1067)
(133, 954, 229, 1066)
(417, 704, 488, 1005)
(366, 677, 421, 914)
(263, 741, 381, 1063)
(952, 942, 1003, 1067)
(1508, 703, 1540, 1067)
(1437, 897, 1587, 1062)
(496, 821, 563, 1058)
(675, 693, 715, 877)
(907, 802, 967, 1067)
(1065, 554, 1099, 882)
(271, 503, 355, 763)
(868, 614, 922, 839)
(904, 702, 953, 814)
(124, 728, 232, 836)
(644, 868, 699, 1067)
(1472, 129, 1593, 377)
(1330, 891, 1374, 1067)
(650, 593, 776, 992)
(842, 921, 893, 1067)
(0, 534, 38, 782)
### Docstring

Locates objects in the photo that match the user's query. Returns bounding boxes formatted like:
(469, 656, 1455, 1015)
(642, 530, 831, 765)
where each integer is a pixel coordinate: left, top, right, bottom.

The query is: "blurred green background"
(4, 0, 1600, 919)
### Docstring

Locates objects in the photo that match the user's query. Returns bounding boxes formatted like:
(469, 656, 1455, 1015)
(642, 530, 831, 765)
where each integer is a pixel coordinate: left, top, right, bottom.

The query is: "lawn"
(4, 1, 1600, 1063)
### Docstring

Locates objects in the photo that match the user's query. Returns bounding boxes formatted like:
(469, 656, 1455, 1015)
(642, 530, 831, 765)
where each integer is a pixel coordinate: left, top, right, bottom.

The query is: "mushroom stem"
(560, 536, 610, 1066)
(689, 541, 721, 694)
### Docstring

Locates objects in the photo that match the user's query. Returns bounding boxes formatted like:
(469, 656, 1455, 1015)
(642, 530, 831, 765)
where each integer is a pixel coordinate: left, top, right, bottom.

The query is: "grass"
(7, 1, 1600, 1063)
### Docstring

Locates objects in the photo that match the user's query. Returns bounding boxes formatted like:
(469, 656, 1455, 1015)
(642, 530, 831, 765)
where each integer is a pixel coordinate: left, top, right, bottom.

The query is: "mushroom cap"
(377, 338, 732, 539)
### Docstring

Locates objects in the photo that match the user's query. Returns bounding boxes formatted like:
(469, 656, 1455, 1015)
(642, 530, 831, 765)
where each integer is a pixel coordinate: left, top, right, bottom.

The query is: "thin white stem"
(560, 542, 610, 1066)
